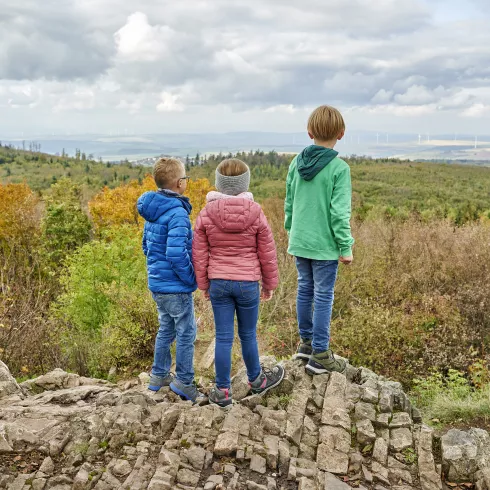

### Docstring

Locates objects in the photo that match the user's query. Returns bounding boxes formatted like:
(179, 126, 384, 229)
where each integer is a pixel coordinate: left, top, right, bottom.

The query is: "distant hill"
(0, 144, 146, 197)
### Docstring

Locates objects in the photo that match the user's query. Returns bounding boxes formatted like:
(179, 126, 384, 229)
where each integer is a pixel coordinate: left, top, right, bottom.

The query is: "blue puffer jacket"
(137, 190, 197, 293)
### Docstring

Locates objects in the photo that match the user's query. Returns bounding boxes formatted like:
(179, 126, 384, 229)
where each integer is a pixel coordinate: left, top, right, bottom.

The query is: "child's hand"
(204, 290, 210, 301)
(261, 289, 274, 302)
(339, 255, 353, 265)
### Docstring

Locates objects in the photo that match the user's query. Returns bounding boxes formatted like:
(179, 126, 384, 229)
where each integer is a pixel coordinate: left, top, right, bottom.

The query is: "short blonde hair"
(153, 157, 184, 188)
(216, 158, 249, 177)
(307, 105, 345, 141)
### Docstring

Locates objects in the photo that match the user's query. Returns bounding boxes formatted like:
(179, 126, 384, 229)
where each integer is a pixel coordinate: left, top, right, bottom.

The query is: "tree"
(195, 152, 200, 166)
(41, 178, 92, 263)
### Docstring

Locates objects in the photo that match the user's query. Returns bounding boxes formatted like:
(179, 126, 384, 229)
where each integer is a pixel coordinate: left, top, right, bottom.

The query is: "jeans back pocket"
(239, 281, 260, 300)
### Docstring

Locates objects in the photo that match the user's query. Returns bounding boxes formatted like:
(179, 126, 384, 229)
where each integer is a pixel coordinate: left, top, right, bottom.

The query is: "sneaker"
(294, 338, 313, 360)
(170, 379, 207, 404)
(148, 373, 174, 392)
(305, 349, 346, 375)
(209, 386, 233, 408)
(249, 365, 285, 395)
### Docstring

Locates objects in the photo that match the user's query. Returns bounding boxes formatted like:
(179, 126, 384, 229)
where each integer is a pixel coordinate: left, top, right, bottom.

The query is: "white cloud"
(156, 91, 184, 112)
(0, 0, 490, 135)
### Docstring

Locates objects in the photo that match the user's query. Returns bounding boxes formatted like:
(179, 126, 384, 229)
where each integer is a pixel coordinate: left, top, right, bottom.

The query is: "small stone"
(355, 402, 377, 422)
(39, 456, 55, 476)
(204, 475, 224, 490)
(177, 468, 200, 487)
(375, 413, 390, 429)
(390, 412, 412, 429)
(362, 465, 373, 483)
(372, 461, 390, 486)
(362, 386, 379, 404)
(214, 431, 239, 456)
(250, 454, 267, 474)
(373, 438, 389, 465)
(247, 481, 267, 490)
(111, 459, 132, 477)
(224, 464, 236, 474)
(379, 388, 394, 413)
(357, 419, 376, 445)
(349, 452, 364, 473)
(390, 428, 413, 452)
(412, 407, 423, 423)
(324, 471, 352, 490)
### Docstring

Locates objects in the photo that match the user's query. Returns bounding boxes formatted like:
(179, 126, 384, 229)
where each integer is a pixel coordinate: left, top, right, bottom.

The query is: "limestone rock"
(0, 360, 21, 399)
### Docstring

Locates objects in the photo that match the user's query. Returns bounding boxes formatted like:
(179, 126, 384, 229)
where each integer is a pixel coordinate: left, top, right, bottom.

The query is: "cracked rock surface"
(1, 358, 489, 489)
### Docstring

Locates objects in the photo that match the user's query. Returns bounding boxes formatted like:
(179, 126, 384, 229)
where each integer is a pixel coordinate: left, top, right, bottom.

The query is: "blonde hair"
(307, 105, 345, 141)
(216, 158, 249, 177)
(153, 157, 184, 188)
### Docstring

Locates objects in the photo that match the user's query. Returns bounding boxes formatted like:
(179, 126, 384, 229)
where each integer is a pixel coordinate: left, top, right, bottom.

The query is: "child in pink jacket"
(193, 158, 284, 407)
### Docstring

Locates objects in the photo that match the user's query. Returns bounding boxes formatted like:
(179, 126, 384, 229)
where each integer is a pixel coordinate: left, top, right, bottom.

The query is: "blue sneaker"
(170, 379, 207, 404)
(148, 373, 173, 392)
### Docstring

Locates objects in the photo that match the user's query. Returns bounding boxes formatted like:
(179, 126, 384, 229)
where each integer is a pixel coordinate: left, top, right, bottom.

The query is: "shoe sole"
(170, 383, 206, 405)
(293, 353, 312, 361)
(305, 363, 346, 375)
(208, 398, 233, 409)
(251, 368, 286, 396)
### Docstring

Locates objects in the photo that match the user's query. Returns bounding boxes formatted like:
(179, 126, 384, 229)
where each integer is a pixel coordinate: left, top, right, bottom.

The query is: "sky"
(1, 0, 490, 137)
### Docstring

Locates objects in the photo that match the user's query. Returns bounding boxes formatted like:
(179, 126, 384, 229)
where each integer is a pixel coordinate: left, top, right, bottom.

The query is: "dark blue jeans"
(151, 292, 196, 385)
(209, 279, 261, 389)
(295, 257, 339, 353)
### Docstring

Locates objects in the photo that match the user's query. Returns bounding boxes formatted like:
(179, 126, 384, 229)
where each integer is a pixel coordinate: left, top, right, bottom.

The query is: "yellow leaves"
(89, 175, 214, 231)
(185, 178, 215, 223)
(89, 175, 156, 230)
(0, 183, 39, 241)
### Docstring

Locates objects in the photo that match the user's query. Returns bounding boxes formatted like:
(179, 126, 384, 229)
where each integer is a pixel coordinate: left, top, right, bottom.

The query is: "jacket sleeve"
(257, 210, 279, 291)
(192, 212, 210, 291)
(142, 226, 148, 256)
(330, 165, 355, 257)
(284, 162, 294, 233)
(166, 210, 196, 287)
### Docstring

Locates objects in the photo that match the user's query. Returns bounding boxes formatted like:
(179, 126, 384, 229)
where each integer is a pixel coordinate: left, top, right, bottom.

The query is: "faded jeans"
(295, 257, 339, 353)
(151, 292, 196, 385)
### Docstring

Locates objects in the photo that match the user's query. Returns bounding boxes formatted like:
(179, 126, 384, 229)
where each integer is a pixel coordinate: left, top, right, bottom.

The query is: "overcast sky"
(1, 0, 490, 137)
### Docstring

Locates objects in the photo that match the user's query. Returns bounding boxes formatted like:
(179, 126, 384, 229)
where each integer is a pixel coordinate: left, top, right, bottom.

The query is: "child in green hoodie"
(285, 105, 354, 375)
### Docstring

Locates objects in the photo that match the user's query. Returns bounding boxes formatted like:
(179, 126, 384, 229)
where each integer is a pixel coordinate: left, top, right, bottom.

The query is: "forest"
(1, 145, 490, 425)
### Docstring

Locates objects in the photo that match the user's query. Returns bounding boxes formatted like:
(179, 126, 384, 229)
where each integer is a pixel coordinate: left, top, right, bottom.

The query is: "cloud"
(0, 0, 490, 134)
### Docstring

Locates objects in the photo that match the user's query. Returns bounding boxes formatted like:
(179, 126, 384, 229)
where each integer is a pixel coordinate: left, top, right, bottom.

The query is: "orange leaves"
(89, 175, 156, 230)
(185, 178, 214, 223)
(0, 183, 39, 241)
(89, 175, 214, 231)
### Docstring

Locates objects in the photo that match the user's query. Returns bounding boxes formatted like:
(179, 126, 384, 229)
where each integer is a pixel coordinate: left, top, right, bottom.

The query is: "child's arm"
(257, 210, 279, 293)
(284, 164, 294, 233)
(331, 166, 355, 260)
(192, 213, 210, 292)
(142, 226, 148, 256)
(166, 211, 196, 286)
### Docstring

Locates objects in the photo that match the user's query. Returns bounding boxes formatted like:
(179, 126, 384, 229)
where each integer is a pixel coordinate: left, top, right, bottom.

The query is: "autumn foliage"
(88, 175, 213, 230)
(0, 183, 39, 243)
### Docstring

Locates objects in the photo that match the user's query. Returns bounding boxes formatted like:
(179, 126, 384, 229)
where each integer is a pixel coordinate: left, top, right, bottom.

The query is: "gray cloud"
(0, 0, 489, 135)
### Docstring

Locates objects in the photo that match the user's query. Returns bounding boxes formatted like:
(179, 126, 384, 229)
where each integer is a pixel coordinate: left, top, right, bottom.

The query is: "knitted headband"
(215, 167, 251, 196)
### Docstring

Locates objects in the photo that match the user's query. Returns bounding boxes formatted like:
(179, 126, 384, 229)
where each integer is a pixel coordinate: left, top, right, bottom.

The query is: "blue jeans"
(209, 280, 261, 389)
(295, 257, 339, 353)
(151, 292, 196, 385)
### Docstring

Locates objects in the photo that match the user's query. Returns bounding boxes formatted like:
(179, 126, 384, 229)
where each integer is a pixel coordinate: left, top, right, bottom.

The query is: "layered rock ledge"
(0, 358, 487, 489)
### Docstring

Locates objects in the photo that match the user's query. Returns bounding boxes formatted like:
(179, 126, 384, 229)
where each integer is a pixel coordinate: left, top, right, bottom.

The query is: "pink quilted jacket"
(192, 192, 279, 291)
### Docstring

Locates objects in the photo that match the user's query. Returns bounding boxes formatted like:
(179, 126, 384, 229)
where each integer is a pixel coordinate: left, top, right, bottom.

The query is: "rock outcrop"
(0, 358, 488, 489)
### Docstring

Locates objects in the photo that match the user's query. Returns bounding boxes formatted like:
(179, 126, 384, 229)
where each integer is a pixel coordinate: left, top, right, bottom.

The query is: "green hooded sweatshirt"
(284, 145, 354, 260)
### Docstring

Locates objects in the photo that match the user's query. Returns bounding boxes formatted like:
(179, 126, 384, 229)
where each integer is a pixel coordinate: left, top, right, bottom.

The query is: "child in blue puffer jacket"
(137, 157, 204, 403)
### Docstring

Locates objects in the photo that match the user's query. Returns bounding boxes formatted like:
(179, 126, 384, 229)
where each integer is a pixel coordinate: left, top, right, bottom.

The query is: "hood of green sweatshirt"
(297, 145, 339, 181)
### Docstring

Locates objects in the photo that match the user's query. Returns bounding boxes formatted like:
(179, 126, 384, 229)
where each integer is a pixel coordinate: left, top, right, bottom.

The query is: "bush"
(54, 227, 153, 376)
